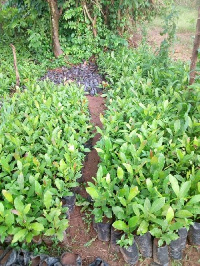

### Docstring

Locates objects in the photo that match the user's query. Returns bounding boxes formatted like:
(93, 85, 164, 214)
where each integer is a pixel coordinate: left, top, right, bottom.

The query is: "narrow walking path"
(67, 95, 124, 266)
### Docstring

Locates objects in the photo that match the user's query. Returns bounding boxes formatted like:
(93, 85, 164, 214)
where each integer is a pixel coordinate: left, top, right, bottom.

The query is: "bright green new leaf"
(44, 190, 52, 209)
(14, 197, 24, 211)
(17, 161, 23, 171)
(123, 163, 133, 175)
(179, 181, 191, 199)
(137, 220, 149, 235)
(128, 216, 139, 229)
(151, 197, 165, 214)
(166, 206, 174, 223)
(174, 120, 180, 133)
(30, 222, 44, 232)
(176, 210, 193, 218)
(2, 190, 13, 203)
(12, 229, 27, 243)
(0, 203, 4, 215)
(117, 167, 124, 180)
(86, 187, 100, 199)
(112, 220, 128, 232)
(187, 195, 200, 205)
(112, 206, 124, 219)
(169, 175, 179, 197)
(127, 186, 139, 202)
(24, 204, 31, 214)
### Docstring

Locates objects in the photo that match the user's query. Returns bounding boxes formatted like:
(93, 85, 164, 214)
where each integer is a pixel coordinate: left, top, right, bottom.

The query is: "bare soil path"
(67, 95, 125, 266)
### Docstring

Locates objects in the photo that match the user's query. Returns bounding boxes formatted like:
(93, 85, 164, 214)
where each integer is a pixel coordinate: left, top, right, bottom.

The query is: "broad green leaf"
(187, 195, 200, 205)
(24, 204, 31, 214)
(174, 120, 180, 133)
(127, 186, 139, 202)
(44, 191, 52, 209)
(151, 198, 165, 214)
(117, 167, 124, 180)
(45, 228, 55, 236)
(12, 229, 27, 243)
(35, 180, 42, 196)
(123, 163, 133, 175)
(0, 203, 4, 215)
(112, 220, 128, 232)
(86, 187, 99, 199)
(17, 172, 24, 190)
(176, 210, 193, 218)
(2, 190, 13, 203)
(137, 220, 149, 235)
(166, 207, 174, 223)
(169, 175, 179, 197)
(146, 178, 153, 192)
(30, 222, 44, 232)
(112, 206, 124, 219)
(17, 161, 23, 171)
(105, 173, 110, 184)
(128, 216, 139, 229)
(179, 181, 191, 199)
(119, 197, 127, 207)
(14, 197, 24, 211)
(144, 198, 151, 213)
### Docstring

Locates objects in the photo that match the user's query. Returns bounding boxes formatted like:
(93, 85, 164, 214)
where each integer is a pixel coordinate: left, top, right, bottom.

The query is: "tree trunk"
(189, 6, 200, 85)
(47, 0, 63, 58)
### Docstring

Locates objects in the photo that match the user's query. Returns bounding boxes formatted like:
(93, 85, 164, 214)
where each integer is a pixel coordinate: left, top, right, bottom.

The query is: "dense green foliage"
(0, 0, 171, 60)
(87, 46, 200, 247)
(0, 82, 92, 243)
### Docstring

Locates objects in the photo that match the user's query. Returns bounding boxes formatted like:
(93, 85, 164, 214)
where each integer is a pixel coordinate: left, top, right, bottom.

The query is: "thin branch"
(189, 6, 200, 85)
(10, 44, 20, 88)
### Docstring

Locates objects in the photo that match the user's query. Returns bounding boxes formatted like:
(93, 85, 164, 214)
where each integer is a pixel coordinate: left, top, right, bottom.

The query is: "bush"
(87, 45, 200, 247)
(0, 81, 92, 243)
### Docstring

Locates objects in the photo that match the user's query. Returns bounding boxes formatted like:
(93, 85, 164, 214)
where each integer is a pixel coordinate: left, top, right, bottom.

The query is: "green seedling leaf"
(128, 216, 139, 229)
(127, 186, 139, 202)
(44, 190, 52, 209)
(144, 198, 151, 213)
(146, 178, 153, 192)
(187, 195, 200, 205)
(179, 181, 191, 199)
(30, 222, 44, 232)
(113, 220, 128, 232)
(117, 167, 124, 181)
(176, 210, 193, 218)
(2, 190, 13, 203)
(166, 206, 174, 223)
(123, 163, 133, 175)
(17, 172, 24, 190)
(86, 187, 100, 199)
(12, 229, 27, 243)
(174, 120, 180, 132)
(17, 161, 23, 171)
(137, 220, 149, 235)
(14, 197, 24, 212)
(0, 203, 4, 215)
(151, 197, 165, 214)
(112, 206, 124, 219)
(169, 175, 179, 197)
(24, 204, 31, 214)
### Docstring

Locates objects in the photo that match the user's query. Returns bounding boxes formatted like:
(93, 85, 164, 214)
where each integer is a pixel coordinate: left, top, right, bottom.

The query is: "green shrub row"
(87, 46, 200, 247)
(0, 82, 92, 244)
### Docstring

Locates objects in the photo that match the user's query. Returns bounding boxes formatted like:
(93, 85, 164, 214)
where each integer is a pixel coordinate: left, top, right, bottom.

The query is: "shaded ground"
(131, 26, 194, 62)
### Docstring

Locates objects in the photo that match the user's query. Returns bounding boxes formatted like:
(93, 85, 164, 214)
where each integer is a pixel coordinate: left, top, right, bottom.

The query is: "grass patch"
(149, 4, 197, 34)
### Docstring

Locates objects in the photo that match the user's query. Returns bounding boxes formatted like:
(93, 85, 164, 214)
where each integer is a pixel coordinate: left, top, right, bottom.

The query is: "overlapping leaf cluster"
(0, 82, 92, 244)
(87, 46, 200, 247)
